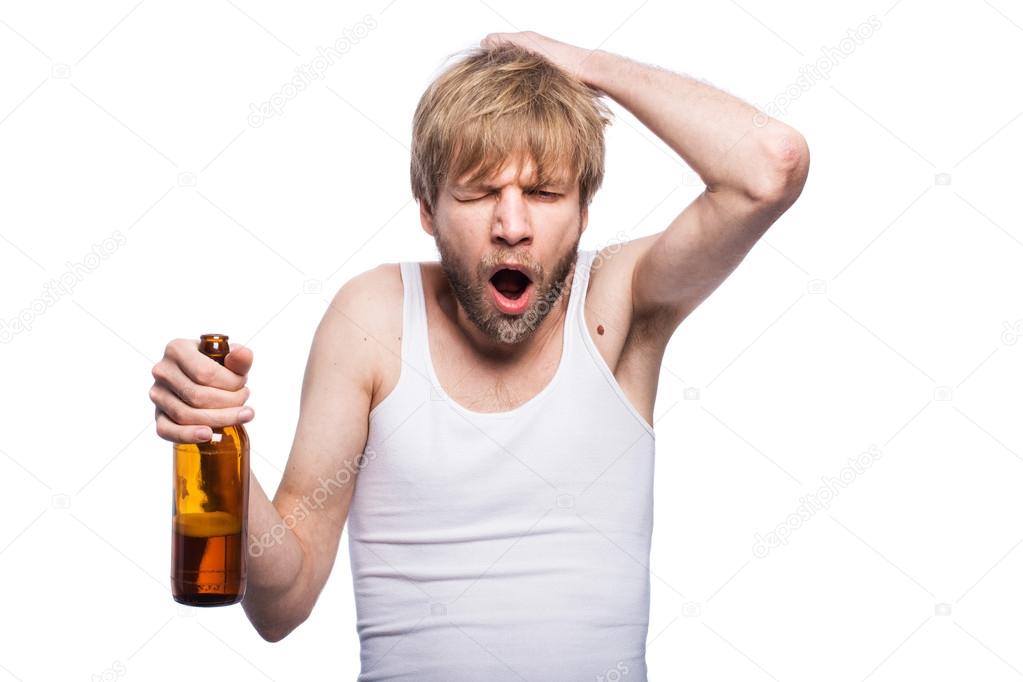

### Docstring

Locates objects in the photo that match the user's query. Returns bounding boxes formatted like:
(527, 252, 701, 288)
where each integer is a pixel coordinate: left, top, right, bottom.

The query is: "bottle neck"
(198, 334, 233, 433)
(199, 335, 230, 365)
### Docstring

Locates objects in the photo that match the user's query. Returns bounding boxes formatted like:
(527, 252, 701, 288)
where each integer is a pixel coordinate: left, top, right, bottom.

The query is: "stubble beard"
(435, 231, 581, 345)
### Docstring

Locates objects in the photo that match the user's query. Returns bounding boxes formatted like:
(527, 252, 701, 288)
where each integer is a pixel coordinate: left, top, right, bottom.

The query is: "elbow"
(257, 626, 289, 644)
(746, 129, 810, 206)
(244, 541, 318, 644)
(255, 612, 308, 643)
(246, 597, 313, 643)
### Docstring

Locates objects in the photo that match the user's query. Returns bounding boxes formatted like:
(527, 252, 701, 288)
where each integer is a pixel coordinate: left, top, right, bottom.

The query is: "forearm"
(241, 471, 312, 641)
(582, 49, 803, 197)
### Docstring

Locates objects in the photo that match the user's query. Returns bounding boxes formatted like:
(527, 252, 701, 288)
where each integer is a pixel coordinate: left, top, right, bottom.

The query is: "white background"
(2, 0, 1022, 680)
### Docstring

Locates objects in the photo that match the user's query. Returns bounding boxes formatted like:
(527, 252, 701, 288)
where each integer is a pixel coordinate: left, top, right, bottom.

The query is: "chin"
(436, 235, 580, 344)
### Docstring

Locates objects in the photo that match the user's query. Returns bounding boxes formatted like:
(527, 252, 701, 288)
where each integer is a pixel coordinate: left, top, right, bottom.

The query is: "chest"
(369, 258, 655, 427)
(426, 303, 570, 414)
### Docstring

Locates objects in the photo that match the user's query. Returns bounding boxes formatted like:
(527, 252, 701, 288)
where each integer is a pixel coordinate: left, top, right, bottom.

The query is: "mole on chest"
(596, 324, 604, 335)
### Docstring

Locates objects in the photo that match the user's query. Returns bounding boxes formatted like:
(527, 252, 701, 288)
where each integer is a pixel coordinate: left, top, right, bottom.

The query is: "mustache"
(478, 254, 544, 282)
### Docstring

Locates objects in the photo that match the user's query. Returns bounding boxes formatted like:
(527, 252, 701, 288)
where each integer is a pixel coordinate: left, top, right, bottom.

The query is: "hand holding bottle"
(150, 336, 255, 442)
(158, 334, 252, 606)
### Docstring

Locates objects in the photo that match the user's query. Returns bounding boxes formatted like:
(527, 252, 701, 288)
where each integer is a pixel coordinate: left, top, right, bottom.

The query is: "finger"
(155, 410, 216, 443)
(149, 383, 255, 430)
(481, 33, 503, 48)
(224, 344, 254, 377)
(152, 361, 249, 409)
(166, 340, 247, 391)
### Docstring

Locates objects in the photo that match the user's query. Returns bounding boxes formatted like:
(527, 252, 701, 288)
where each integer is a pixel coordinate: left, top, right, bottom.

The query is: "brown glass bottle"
(171, 334, 249, 606)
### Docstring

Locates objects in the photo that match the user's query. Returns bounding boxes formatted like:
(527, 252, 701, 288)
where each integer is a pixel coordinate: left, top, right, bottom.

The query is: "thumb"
(224, 344, 254, 377)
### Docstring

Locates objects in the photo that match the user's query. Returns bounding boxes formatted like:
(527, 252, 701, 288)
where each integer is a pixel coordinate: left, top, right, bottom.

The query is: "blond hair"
(410, 43, 613, 214)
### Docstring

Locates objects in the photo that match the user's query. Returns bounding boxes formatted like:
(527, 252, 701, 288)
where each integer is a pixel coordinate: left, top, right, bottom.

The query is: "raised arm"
(583, 48, 808, 324)
(482, 31, 810, 328)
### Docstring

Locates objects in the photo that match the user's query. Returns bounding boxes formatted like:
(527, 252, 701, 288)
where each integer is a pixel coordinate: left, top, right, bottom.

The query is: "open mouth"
(490, 268, 531, 300)
(488, 268, 534, 314)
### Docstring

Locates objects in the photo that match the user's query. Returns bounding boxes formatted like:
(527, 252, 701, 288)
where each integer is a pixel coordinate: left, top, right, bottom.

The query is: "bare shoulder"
(584, 233, 677, 352)
(317, 262, 404, 407)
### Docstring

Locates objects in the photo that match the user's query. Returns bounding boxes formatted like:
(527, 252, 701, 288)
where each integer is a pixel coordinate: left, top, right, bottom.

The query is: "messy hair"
(410, 42, 613, 215)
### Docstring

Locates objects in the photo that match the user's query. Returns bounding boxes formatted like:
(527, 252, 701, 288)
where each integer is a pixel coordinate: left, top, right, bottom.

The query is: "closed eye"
(530, 190, 562, 200)
(454, 189, 562, 202)
(454, 191, 492, 202)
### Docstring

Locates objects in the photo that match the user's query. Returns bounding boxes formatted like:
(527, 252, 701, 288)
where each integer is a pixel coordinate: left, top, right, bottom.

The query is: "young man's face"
(420, 154, 588, 345)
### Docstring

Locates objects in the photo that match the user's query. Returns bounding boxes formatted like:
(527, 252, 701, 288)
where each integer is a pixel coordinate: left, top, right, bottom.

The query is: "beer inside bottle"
(171, 334, 249, 606)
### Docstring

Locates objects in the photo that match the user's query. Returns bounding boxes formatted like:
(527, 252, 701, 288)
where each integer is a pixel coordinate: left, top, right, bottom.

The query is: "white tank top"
(347, 249, 657, 681)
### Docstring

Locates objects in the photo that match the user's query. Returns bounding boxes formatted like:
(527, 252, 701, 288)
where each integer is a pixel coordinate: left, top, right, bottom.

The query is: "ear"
(419, 199, 435, 237)
(580, 203, 589, 235)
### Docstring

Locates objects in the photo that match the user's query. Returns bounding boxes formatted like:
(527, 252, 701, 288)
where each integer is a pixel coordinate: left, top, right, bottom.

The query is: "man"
(150, 32, 808, 681)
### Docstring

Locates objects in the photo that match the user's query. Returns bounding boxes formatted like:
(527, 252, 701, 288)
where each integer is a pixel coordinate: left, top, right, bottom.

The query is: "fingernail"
(196, 427, 212, 441)
(239, 407, 254, 421)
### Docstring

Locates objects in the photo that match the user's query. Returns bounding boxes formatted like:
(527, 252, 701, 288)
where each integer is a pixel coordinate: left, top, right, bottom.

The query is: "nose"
(491, 187, 532, 247)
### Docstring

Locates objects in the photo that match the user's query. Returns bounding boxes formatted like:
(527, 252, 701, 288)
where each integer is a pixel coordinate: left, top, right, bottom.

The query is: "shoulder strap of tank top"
(400, 255, 596, 371)
(397, 261, 428, 372)
(559, 249, 595, 356)
(569, 249, 597, 320)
